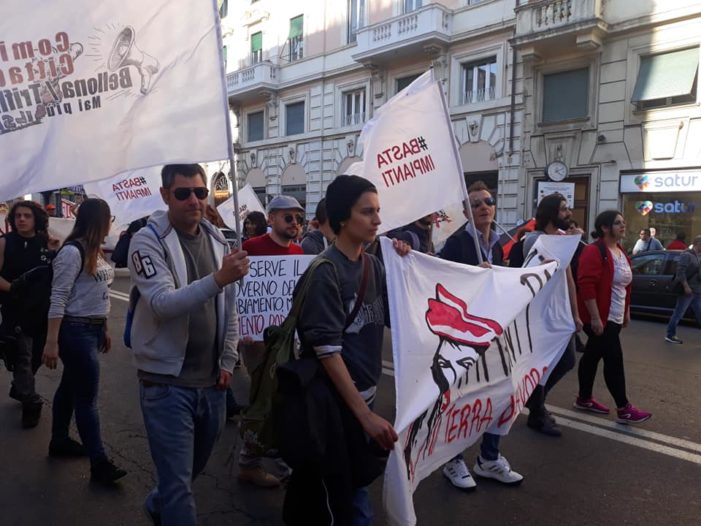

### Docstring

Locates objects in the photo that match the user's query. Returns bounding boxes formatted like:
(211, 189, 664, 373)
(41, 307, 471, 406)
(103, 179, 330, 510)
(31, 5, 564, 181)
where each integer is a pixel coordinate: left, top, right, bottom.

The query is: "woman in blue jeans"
(42, 198, 127, 485)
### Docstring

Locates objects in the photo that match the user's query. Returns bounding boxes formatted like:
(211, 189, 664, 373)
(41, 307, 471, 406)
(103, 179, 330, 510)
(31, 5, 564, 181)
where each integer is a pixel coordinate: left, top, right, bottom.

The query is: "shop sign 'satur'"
(620, 172, 701, 193)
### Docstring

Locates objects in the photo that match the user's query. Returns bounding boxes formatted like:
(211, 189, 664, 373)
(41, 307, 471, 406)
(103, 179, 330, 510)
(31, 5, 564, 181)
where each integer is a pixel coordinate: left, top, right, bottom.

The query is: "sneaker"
(616, 403, 652, 425)
(49, 437, 88, 458)
(473, 455, 523, 485)
(90, 459, 127, 485)
(527, 410, 562, 437)
(573, 397, 610, 415)
(442, 457, 476, 491)
(21, 401, 42, 429)
(238, 466, 281, 488)
(665, 336, 683, 344)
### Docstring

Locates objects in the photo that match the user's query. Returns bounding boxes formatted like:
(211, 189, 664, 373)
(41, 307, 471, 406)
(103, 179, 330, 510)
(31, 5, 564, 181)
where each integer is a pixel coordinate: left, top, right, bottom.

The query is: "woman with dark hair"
(574, 210, 651, 424)
(0, 201, 57, 428)
(243, 210, 267, 241)
(42, 198, 127, 484)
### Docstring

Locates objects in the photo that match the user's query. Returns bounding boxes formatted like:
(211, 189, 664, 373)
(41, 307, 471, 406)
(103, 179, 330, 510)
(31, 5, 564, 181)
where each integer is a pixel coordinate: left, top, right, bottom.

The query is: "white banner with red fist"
(381, 235, 578, 525)
(0, 0, 228, 200)
(348, 71, 467, 234)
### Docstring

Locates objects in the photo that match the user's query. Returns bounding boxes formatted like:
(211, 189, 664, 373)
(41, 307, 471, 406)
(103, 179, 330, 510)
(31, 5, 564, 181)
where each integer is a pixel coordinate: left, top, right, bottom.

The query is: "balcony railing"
(226, 61, 278, 98)
(515, 0, 606, 43)
(342, 112, 365, 127)
(353, 4, 452, 62)
(461, 86, 497, 105)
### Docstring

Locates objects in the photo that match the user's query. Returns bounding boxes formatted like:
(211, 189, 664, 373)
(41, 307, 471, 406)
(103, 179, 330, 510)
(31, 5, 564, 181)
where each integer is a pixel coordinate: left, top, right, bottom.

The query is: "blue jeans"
(140, 383, 226, 526)
(452, 432, 501, 464)
(52, 320, 106, 463)
(667, 292, 701, 337)
(352, 486, 373, 526)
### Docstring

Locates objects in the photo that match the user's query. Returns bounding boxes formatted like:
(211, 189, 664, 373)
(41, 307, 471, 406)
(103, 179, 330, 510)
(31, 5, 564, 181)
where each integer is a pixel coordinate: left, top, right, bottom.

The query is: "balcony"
(226, 61, 279, 102)
(512, 0, 608, 60)
(352, 4, 452, 64)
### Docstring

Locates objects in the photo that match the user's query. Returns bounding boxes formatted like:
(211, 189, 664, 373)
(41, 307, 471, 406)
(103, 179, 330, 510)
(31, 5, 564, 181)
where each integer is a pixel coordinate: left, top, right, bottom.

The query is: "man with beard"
(238, 196, 304, 488)
(521, 193, 583, 436)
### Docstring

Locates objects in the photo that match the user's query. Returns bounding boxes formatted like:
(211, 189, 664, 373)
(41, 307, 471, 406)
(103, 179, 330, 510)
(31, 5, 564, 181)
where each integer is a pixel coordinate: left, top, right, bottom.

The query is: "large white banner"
(0, 0, 228, 200)
(381, 235, 578, 525)
(348, 72, 466, 234)
(234, 255, 314, 341)
(217, 184, 266, 231)
(83, 166, 165, 230)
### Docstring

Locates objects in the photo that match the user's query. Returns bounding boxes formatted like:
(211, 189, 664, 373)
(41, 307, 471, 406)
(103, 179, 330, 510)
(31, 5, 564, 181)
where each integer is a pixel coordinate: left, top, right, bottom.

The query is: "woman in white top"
(574, 210, 652, 424)
(42, 198, 127, 484)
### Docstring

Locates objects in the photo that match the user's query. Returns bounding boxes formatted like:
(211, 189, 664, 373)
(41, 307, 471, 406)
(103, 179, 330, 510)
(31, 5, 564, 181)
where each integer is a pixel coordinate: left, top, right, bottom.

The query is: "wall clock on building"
(545, 161, 569, 182)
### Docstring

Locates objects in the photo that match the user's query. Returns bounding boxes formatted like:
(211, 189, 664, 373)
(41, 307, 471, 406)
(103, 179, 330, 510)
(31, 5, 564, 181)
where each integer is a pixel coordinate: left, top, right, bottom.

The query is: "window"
(631, 254, 666, 275)
(542, 68, 589, 123)
(288, 15, 304, 62)
(632, 47, 699, 110)
(343, 89, 366, 126)
(247, 111, 264, 142)
(219, 0, 228, 18)
(285, 101, 305, 136)
(251, 31, 263, 64)
(461, 57, 497, 104)
(396, 74, 421, 93)
(404, 0, 422, 13)
(347, 0, 366, 44)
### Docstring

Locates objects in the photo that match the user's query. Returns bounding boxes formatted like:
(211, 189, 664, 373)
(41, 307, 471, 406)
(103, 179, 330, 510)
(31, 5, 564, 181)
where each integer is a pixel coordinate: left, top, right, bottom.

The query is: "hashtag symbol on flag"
(417, 136, 428, 151)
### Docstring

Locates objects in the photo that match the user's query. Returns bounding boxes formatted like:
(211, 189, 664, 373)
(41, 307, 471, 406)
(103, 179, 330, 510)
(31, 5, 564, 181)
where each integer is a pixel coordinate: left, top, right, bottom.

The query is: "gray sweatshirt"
(48, 244, 113, 319)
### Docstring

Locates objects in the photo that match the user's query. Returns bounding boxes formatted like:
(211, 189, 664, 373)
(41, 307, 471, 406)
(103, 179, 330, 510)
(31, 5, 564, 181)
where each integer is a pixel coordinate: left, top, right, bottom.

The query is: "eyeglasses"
(284, 214, 304, 225)
(173, 187, 209, 201)
(470, 197, 496, 208)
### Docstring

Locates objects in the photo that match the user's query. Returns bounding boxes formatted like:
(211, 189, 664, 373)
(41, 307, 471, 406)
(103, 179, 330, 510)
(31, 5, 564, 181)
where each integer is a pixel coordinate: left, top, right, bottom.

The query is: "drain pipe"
(509, 38, 516, 155)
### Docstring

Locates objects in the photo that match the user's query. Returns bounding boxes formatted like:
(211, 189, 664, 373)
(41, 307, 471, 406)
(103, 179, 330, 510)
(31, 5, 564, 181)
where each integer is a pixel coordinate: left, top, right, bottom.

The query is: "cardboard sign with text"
(234, 255, 314, 341)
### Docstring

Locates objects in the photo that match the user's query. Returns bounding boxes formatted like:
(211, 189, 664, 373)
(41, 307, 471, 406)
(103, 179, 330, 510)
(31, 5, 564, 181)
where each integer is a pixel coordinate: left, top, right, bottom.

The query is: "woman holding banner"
(575, 210, 652, 424)
(284, 175, 409, 526)
(42, 198, 127, 484)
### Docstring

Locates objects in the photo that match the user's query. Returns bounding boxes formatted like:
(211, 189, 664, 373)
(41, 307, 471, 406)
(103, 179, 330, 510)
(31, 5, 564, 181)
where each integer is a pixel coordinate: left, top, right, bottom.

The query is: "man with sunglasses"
(128, 164, 249, 526)
(236, 195, 304, 488)
(439, 180, 524, 492)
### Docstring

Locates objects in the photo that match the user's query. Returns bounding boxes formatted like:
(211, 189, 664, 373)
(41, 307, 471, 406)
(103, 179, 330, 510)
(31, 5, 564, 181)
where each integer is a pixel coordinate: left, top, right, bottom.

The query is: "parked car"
(630, 250, 694, 321)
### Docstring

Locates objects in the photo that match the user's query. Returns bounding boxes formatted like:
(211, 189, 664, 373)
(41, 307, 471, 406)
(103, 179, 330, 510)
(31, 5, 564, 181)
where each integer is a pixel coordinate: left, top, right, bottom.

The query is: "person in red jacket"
(574, 210, 652, 424)
(667, 231, 688, 251)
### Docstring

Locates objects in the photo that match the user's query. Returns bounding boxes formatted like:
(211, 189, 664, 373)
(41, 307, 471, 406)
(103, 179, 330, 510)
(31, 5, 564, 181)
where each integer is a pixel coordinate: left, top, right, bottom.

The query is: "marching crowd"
(1, 163, 699, 526)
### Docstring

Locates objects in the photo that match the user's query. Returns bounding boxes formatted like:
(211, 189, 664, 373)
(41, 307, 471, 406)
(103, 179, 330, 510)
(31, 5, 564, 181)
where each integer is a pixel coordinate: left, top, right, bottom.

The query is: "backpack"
(241, 253, 370, 457)
(111, 232, 131, 268)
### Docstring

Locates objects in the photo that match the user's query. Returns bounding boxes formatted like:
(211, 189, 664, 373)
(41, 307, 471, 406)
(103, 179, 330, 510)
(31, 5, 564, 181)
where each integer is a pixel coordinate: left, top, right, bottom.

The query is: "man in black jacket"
(0, 201, 57, 428)
(439, 181, 523, 491)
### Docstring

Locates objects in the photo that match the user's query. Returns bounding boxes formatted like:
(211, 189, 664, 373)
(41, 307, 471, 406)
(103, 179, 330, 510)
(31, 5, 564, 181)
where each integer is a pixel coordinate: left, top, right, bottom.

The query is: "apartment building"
(220, 0, 525, 225)
(514, 0, 701, 245)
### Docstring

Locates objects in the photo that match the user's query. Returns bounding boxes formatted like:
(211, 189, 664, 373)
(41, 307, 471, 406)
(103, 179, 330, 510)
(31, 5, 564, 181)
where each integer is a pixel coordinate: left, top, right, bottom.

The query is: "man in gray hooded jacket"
(128, 164, 249, 526)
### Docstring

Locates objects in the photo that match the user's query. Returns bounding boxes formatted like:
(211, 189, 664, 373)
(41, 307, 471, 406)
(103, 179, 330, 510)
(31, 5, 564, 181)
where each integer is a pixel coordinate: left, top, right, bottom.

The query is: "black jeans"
(526, 336, 576, 417)
(577, 322, 628, 408)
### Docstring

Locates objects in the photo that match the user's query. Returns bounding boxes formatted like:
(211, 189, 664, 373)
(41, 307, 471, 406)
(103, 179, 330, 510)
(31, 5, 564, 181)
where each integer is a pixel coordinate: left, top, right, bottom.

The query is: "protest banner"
(0, 0, 228, 200)
(234, 255, 314, 341)
(348, 71, 467, 234)
(83, 166, 165, 230)
(217, 184, 266, 231)
(380, 235, 578, 525)
(431, 202, 465, 253)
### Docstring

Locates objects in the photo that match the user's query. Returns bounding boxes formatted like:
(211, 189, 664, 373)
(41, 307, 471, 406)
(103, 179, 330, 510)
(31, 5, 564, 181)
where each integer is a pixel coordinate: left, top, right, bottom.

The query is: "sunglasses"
(283, 214, 304, 225)
(470, 197, 496, 208)
(173, 187, 209, 201)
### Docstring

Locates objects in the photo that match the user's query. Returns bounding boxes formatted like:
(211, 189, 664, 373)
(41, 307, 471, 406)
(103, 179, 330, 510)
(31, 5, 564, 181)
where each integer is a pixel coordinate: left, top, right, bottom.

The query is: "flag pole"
(434, 68, 483, 265)
(493, 220, 516, 243)
(213, 0, 242, 249)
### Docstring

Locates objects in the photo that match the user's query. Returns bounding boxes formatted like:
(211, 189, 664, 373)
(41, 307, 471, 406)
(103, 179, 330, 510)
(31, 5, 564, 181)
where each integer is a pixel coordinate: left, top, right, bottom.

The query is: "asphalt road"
(0, 275, 699, 525)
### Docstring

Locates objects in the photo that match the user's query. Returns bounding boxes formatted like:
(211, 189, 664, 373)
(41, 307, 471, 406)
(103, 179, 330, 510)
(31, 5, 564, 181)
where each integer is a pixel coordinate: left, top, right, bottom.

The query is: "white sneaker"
(442, 457, 477, 491)
(473, 454, 524, 485)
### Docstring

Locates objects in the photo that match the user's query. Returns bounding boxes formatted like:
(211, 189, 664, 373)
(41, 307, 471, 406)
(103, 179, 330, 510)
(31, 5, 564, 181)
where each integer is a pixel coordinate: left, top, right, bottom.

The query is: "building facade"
(222, 0, 701, 246)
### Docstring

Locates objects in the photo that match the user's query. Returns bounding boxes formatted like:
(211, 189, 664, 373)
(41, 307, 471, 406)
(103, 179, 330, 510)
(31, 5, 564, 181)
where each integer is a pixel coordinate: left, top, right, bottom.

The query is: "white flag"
(351, 71, 466, 234)
(0, 0, 228, 200)
(431, 203, 465, 253)
(380, 236, 577, 525)
(217, 184, 266, 231)
(83, 166, 165, 230)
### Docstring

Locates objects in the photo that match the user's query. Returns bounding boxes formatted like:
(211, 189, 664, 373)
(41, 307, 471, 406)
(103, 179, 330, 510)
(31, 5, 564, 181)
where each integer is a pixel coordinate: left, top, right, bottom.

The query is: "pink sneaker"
(616, 403, 652, 424)
(573, 397, 610, 414)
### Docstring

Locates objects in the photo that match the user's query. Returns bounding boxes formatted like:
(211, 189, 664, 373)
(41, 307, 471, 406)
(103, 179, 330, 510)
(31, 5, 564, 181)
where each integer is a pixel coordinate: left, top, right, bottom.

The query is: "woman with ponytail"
(574, 210, 651, 424)
(42, 198, 127, 484)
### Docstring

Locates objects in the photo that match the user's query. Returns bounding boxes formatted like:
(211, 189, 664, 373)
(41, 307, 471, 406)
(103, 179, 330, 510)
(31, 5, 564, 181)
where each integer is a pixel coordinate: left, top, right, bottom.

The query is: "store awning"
(632, 47, 699, 102)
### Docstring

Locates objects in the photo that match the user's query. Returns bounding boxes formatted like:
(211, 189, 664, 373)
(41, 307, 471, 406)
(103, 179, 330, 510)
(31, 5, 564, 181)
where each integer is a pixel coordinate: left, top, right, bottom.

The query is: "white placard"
(537, 181, 575, 208)
(217, 184, 266, 231)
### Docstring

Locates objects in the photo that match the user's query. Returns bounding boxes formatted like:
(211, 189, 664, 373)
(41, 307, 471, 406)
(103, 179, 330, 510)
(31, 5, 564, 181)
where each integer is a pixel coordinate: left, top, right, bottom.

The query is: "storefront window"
(622, 192, 700, 251)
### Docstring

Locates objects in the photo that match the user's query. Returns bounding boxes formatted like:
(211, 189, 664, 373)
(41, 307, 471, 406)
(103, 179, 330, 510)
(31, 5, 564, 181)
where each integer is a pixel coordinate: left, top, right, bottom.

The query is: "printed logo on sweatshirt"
(131, 250, 156, 278)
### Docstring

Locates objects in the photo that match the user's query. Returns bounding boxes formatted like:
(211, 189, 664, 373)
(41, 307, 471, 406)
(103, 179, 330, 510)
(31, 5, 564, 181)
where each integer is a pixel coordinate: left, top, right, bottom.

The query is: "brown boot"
(237, 466, 281, 488)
